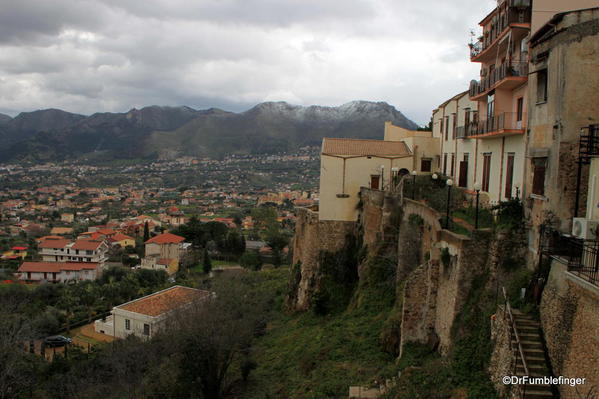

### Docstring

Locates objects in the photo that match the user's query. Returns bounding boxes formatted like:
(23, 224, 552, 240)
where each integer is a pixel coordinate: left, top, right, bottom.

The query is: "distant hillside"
(0, 113, 11, 124)
(0, 101, 419, 163)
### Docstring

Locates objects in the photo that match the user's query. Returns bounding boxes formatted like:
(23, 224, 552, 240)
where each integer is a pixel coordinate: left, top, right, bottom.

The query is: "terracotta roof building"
(322, 138, 412, 157)
(18, 261, 100, 283)
(94, 286, 213, 339)
(145, 232, 185, 244)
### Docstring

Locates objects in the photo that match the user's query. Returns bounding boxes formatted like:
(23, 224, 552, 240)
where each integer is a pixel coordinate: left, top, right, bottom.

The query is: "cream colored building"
(319, 138, 412, 221)
(94, 285, 213, 339)
(318, 126, 440, 222)
(432, 91, 480, 191)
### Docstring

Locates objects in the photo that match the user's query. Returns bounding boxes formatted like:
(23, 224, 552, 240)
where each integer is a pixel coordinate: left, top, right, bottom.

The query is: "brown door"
(482, 153, 492, 192)
(459, 161, 468, 187)
(505, 153, 514, 198)
(370, 175, 380, 190)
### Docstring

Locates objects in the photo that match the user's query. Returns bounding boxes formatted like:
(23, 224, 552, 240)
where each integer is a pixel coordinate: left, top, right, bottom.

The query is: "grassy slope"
(244, 267, 395, 399)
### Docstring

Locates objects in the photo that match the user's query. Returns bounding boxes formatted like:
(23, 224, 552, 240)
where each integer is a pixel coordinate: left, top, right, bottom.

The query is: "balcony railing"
(478, 112, 526, 135)
(456, 123, 479, 139)
(579, 124, 599, 159)
(541, 228, 599, 287)
(469, 2, 531, 59)
(469, 61, 529, 98)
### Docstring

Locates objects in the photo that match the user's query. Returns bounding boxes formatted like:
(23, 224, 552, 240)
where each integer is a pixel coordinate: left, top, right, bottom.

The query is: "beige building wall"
(319, 154, 412, 221)
(112, 308, 162, 339)
(145, 242, 181, 259)
(531, 0, 599, 35)
(432, 92, 479, 189)
(525, 8, 599, 258)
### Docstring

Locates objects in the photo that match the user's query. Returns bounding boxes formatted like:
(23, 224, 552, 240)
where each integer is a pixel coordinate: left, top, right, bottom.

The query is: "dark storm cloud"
(0, 0, 495, 125)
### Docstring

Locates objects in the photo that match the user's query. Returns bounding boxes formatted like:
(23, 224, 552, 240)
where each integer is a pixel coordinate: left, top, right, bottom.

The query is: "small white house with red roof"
(94, 285, 213, 339)
(17, 261, 101, 283)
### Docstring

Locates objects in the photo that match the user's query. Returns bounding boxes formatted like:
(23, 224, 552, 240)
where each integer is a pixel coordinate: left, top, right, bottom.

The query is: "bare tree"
(0, 295, 39, 399)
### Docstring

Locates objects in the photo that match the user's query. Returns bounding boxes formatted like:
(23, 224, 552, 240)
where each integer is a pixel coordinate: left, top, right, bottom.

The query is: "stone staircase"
(510, 309, 554, 399)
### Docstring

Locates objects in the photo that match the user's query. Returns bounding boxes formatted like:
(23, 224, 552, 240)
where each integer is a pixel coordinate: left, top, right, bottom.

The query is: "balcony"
(470, 1, 531, 61)
(469, 61, 529, 99)
(456, 123, 478, 139)
(469, 112, 526, 138)
(541, 228, 599, 287)
(579, 124, 599, 159)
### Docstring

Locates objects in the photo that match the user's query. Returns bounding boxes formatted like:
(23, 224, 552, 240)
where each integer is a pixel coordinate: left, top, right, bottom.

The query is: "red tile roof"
(71, 240, 104, 251)
(110, 233, 134, 242)
(322, 138, 412, 157)
(117, 286, 211, 317)
(96, 228, 117, 236)
(11, 246, 27, 250)
(18, 261, 99, 273)
(145, 232, 185, 244)
(39, 238, 70, 249)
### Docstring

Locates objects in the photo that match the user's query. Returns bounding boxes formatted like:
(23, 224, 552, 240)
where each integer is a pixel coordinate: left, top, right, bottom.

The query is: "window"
(482, 153, 492, 192)
(505, 153, 515, 198)
(450, 153, 455, 177)
(537, 69, 548, 103)
(420, 158, 432, 172)
(487, 93, 495, 119)
(444, 116, 449, 140)
(452, 113, 457, 139)
(370, 175, 380, 190)
(532, 157, 547, 195)
(143, 323, 150, 336)
(125, 319, 131, 330)
(516, 98, 524, 122)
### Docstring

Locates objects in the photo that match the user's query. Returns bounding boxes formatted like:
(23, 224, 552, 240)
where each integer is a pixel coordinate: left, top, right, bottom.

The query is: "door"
(505, 153, 514, 198)
(459, 154, 469, 188)
(482, 153, 492, 192)
(370, 175, 380, 190)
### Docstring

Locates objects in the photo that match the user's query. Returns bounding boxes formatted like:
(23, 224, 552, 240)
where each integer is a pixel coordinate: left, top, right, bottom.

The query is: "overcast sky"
(0, 0, 494, 125)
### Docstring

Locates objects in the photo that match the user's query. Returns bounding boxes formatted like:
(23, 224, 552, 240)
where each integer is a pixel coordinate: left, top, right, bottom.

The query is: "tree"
(143, 221, 150, 242)
(264, 225, 290, 268)
(239, 252, 262, 271)
(167, 276, 269, 399)
(203, 248, 212, 274)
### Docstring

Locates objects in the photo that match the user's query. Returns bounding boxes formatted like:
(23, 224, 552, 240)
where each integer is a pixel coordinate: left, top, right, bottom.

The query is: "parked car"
(43, 335, 72, 347)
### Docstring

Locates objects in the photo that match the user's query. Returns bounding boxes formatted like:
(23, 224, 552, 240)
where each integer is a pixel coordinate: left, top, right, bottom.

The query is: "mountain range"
(0, 101, 419, 163)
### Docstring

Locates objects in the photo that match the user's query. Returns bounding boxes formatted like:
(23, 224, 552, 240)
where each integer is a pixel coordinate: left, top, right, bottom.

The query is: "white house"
(94, 285, 213, 339)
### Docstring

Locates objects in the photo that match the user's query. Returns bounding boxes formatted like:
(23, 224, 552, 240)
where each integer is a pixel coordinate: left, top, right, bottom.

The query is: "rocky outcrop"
(286, 206, 355, 311)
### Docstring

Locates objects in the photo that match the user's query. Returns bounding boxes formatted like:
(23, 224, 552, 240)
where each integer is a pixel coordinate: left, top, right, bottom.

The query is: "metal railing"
(541, 227, 599, 287)
(470, 3, 531, 59)
(502, 287, 529, 398)
(579, 124, 599, 159)
(469, 61, 529, 98)
(456, 113, 526, 138)
(456, 124, 478, 139)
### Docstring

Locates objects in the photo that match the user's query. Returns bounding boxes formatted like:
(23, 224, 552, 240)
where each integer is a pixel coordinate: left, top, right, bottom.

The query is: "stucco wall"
(112, 308, 158, 339)
(319, 154, 412, 221)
